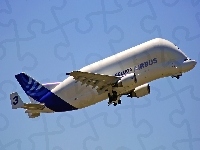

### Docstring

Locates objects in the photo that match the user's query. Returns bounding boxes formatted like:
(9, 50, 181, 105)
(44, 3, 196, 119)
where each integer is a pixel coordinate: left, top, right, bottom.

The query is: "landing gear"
(171, 73, 182, 79)
(108, 99, 121, 106)
(108, 91, 117, 104)
(113, 102, 117, 106)
(118, 99, 121, 104)
(108, 91, 121, 106)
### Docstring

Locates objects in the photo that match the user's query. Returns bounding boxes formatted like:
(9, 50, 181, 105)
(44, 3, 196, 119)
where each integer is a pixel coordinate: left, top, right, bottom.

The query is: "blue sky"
(1, 0, 200, 150)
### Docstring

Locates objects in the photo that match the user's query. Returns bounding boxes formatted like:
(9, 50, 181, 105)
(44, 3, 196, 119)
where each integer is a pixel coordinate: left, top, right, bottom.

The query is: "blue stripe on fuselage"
(40, 91, 78, 112)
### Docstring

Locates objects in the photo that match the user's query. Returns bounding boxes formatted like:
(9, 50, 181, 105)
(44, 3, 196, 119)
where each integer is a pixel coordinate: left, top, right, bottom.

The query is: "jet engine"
(117, 73, 137, 87)
(128, 83, 150, 98)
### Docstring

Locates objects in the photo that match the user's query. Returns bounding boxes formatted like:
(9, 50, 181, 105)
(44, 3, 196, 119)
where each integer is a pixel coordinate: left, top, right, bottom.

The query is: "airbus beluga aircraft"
(10, 38, 196, 118)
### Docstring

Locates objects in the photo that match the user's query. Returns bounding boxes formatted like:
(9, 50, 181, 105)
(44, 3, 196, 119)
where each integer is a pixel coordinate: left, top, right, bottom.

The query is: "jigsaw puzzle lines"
(1, 0, 200, 149)
(0, 113, 9, 131)
(0, 139, 22, 150)
(163, 79, 200, 149)
(0, 19, 38, 71)
(0, 0, 12, 14)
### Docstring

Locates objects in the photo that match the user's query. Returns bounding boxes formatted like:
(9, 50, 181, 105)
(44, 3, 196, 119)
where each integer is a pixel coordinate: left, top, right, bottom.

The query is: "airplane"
(10, 38, 197, 118)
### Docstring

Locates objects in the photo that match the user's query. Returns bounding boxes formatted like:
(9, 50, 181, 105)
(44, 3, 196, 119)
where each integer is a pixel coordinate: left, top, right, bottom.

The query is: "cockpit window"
(174, 44, 180, 49)
(184, 58, 191, 61)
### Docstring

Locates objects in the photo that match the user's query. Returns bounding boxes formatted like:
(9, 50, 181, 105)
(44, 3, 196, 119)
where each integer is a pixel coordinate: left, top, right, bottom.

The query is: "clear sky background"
(1, 0, 200, 150)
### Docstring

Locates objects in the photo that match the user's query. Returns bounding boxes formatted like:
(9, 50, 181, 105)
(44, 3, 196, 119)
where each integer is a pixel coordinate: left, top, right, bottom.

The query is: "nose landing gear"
(171, 73, 182, 79)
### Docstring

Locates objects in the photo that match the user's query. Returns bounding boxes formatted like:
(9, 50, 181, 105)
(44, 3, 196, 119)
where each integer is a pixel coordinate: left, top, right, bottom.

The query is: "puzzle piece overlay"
(1, 0, 200, 149)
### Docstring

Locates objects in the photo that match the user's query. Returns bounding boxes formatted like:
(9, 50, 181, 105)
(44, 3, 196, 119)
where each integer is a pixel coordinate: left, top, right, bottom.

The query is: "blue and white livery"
(10, 38, 197, 118)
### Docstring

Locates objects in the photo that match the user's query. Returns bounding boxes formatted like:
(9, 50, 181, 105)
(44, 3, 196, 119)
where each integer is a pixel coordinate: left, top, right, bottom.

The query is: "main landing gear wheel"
(118, 100, 121, 104)
(108, 100, 121, 106)
(108, 91, 121, 106)
(108, 91, 117, 104)
(113, 102, 117, 106)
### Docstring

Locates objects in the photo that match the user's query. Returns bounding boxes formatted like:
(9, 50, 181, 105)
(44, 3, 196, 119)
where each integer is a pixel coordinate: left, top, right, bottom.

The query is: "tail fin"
(10, 92, 24, 109)
(27, 82, 61, 104)
(15, 73, 49, 102)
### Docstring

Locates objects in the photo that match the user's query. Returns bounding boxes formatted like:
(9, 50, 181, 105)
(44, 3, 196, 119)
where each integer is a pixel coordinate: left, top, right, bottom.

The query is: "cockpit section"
(174, 44, 180, 50)
(184, 58, 192, 61)
(171, 57, 196, 79)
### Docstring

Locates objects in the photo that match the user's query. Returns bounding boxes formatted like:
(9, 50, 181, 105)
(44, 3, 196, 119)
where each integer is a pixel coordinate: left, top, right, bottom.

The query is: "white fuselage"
(51, 38, 196, 110)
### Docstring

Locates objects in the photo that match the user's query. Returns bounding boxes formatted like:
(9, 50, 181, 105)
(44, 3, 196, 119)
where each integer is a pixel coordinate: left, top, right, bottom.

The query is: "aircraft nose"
(182, 59, 197, 72)
(189, 60, 197, 68)
(193, 60, 197, 66)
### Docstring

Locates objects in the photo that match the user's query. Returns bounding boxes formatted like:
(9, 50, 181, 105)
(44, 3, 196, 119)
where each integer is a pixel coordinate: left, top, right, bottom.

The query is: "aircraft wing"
(67, 71, 121, 94)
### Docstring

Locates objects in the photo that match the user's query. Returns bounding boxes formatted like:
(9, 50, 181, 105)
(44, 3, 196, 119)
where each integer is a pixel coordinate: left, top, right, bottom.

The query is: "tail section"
(15, 73, 49, 102)
(10, 92, 24, 109)
(14, 72, 78, 112)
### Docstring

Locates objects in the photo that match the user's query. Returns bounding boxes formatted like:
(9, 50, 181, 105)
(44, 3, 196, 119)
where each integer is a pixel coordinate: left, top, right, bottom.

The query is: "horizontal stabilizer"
(28, 112, 40, 118)
(23, 103, 45, 110)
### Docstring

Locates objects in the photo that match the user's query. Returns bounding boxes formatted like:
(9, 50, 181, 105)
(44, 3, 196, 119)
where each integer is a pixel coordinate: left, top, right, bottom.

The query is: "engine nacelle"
(130, 83, 150, 98)
(117, 73, 137, 87)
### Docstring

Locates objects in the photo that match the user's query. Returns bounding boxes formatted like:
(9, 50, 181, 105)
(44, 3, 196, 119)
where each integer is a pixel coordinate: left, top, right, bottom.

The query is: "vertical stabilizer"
(15, 72, 49, 102)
